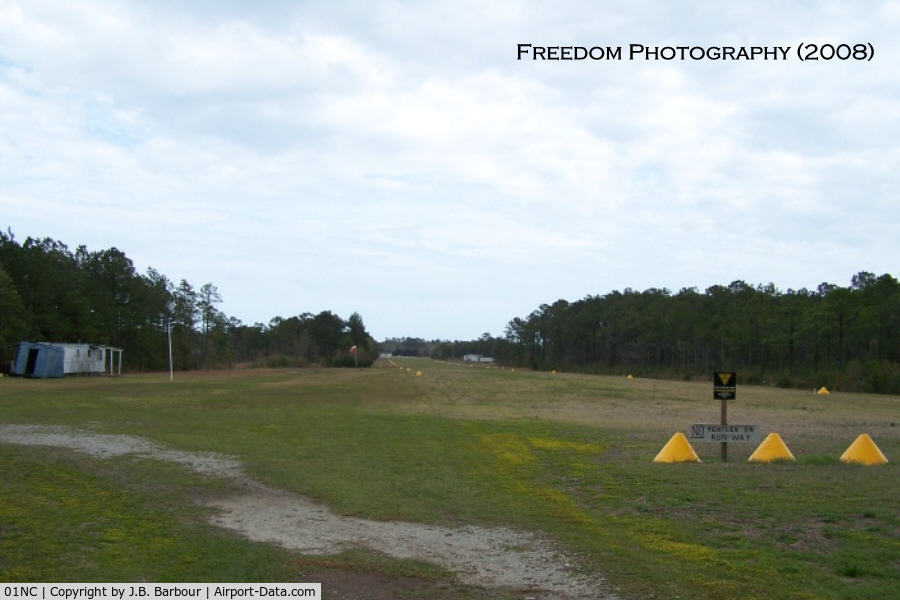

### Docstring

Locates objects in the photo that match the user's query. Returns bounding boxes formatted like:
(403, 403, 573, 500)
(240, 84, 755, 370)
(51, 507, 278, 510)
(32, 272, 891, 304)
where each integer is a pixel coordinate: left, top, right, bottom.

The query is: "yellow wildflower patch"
(528, 437, 604, 453)
(480, 433, 535, 465)
(639, 533, 716, 561)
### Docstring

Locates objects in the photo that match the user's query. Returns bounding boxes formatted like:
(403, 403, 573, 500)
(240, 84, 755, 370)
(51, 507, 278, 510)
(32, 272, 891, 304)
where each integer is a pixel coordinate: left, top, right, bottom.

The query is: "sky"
(1, 1, 898, 341)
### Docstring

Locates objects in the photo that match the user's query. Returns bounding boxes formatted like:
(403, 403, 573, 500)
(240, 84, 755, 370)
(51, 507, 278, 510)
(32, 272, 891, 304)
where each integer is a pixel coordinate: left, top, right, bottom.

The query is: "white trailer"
(54, 343, 124, 375)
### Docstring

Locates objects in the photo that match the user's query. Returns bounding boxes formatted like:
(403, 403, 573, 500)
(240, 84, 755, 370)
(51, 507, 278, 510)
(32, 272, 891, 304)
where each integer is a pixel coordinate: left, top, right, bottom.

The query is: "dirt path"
(1, 424, 613, 599)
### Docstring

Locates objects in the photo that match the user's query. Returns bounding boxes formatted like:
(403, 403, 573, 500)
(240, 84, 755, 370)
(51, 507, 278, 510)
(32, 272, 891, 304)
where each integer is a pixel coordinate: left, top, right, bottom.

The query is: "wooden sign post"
(713, 372, 736, 462)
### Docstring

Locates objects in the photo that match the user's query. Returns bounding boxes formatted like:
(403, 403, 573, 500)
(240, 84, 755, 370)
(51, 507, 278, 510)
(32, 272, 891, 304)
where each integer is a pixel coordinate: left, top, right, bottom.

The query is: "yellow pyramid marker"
(817, 386, 830, 395)
(748, 433, 796, 462)
(653, 433, 701, 463)
(415, 370, 423, 377)
(626, 374, 634, 379)
(551, 369, 557, 374)
(840, 434, 888, 465)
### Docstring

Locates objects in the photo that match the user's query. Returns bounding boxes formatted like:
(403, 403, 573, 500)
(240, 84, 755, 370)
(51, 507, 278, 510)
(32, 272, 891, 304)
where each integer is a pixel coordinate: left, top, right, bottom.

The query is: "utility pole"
(168, 322, 174, 381)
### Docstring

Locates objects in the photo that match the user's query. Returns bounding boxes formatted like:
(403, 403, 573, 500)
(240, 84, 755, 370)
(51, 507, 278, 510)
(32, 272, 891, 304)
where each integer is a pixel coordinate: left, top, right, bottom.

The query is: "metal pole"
(168, 323, 174, 382)
(721, 397, 728, 462)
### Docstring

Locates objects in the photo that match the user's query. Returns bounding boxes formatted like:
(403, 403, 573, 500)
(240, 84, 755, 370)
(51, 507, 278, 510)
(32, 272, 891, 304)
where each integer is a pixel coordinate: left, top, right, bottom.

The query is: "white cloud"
(1, 0, 897, 338)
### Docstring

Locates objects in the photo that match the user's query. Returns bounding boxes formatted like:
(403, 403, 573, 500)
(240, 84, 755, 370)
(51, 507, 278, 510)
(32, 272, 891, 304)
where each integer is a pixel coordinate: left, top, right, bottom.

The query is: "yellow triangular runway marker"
(840, 434, 888, 465)
(817, 386, 830, 395)
(653, 433, 701, 463)
(748, 433, 796, 462)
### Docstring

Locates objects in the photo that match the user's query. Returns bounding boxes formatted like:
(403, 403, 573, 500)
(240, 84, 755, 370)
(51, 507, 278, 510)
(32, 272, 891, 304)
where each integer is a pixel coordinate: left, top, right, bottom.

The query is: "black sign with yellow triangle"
(713, 371, 736, 399)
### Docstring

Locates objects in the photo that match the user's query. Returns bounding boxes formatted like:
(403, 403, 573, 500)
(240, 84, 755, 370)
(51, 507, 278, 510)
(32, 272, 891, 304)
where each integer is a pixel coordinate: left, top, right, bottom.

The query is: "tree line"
(0, 232, 377, 371)
(432, 274, 900, 394)
(378, 337, 445, 357)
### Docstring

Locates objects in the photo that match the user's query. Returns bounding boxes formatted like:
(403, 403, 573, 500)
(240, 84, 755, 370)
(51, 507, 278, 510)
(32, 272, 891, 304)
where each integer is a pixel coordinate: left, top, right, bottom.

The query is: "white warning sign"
(688, 424, 760, 443)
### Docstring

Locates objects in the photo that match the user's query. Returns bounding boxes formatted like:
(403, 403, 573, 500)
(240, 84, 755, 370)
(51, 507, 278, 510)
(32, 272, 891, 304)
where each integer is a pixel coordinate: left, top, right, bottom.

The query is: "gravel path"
(0, 424, 244, 478)
(0, 424, 614, 599)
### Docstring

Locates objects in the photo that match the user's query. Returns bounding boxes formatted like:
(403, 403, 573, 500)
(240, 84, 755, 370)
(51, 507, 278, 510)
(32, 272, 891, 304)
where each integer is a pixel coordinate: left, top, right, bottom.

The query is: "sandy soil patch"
(206, 487, 601, 598)
(0, 424, 613, 599)
(0, 424, 244, 478)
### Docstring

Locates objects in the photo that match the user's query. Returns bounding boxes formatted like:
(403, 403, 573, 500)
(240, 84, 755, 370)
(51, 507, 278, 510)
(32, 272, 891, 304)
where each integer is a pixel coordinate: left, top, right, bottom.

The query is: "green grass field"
(1, 360, 897, 599)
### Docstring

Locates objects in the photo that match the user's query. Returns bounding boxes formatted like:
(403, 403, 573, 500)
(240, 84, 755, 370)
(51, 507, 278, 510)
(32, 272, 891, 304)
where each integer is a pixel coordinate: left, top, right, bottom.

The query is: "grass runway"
(1, 359, 897, 599)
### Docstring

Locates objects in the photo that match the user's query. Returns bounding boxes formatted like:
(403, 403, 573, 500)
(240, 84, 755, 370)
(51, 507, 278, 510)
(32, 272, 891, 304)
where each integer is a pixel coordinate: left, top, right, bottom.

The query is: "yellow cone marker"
(840, 434, 888, 465)
(551, 369, 557, 374)
(748, 433, 796, 462)
(626, 374, 634, 379)
(653, 433, 701, 463)
(817, 386, 830, 395)
(415, 370, 423, 377)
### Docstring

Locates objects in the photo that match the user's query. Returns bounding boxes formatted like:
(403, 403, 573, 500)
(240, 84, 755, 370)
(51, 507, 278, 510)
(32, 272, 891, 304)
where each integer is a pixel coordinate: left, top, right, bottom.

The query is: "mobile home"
(55, 343, 107, 375)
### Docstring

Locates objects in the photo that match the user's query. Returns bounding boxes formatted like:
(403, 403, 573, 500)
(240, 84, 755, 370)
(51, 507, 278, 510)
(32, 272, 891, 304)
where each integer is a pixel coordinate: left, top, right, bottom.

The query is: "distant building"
(463, 354, 494, 363)
(6, 342, 123, 378)
(54, 343, 123, 375)
(8, 342, 65, 378)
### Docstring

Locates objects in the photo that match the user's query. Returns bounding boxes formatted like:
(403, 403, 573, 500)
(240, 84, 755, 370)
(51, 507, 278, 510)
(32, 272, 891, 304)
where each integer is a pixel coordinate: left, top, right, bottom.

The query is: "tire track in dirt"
(1, 424, 614, 599)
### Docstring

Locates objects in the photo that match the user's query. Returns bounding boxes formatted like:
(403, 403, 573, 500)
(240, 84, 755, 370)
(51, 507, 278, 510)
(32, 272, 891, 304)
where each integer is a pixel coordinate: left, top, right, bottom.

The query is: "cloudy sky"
(2, 1, 898, 340)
